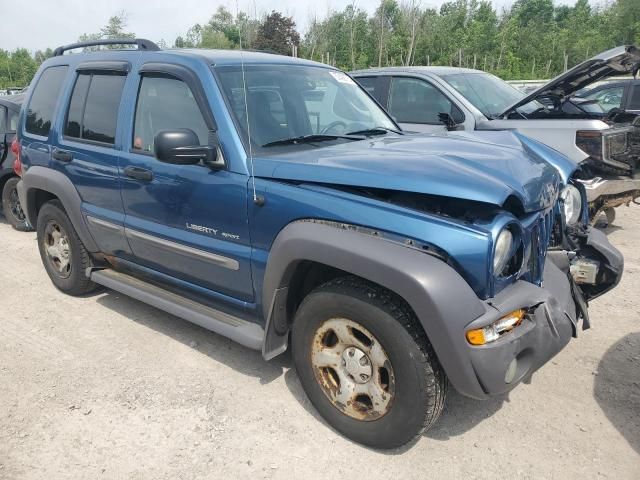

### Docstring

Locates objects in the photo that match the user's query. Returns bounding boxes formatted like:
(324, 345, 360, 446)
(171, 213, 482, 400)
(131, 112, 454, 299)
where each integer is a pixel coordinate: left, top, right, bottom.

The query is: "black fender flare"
(21, 165, 99, 252)
(261, 220, 489, 399)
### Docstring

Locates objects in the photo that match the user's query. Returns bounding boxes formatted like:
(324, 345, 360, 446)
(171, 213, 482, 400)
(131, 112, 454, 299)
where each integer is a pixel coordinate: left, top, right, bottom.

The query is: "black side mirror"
(154, 129, 225, 169)
(438, 112, 463, 131)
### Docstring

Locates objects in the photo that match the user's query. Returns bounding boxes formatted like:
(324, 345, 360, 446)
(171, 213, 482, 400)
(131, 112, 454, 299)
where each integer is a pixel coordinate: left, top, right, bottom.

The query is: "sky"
(2, 0, 592, 53)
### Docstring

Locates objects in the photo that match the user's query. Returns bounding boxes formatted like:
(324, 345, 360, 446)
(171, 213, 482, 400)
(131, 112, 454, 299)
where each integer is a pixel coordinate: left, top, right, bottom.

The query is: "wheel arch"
(261, 219, 489, 399)
(21, 166, 99, 252)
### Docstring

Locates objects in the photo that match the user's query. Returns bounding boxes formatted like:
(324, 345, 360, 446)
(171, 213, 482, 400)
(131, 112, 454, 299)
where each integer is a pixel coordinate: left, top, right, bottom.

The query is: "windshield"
(442, 72, 532, 118)
(215, 65, 396, 150)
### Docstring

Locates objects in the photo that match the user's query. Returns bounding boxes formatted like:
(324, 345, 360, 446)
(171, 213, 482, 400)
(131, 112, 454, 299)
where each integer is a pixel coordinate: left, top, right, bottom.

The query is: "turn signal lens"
(466, 309, 526, 346)
(466, 329, 486, 346)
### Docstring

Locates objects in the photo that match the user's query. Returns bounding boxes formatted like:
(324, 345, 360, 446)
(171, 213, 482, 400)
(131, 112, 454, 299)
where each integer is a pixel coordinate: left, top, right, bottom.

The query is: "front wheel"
(2, 177, 31, 231)
(292, 276, 447, 449)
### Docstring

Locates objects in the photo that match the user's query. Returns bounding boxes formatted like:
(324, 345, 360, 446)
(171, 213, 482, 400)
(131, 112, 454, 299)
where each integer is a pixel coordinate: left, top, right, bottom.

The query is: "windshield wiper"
(346, 126, 404, 136)
(262, 134, 364, 147)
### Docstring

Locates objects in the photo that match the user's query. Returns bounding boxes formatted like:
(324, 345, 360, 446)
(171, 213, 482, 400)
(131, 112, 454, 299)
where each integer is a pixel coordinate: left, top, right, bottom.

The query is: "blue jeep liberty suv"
(15, 39, 623, 449)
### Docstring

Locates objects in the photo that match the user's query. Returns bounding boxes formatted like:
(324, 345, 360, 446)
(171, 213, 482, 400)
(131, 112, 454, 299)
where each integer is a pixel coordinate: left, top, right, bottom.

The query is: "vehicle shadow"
(95, 291, 289, 386)
(95, 288, 506, 453)
(601, 223, 623, 236)
(593, 332, 640, 454)
(283, 367, 507, 454)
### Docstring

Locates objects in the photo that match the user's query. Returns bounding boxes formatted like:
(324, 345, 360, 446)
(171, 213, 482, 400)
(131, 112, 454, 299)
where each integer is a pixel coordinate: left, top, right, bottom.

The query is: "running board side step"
(89, 269, 264, 351)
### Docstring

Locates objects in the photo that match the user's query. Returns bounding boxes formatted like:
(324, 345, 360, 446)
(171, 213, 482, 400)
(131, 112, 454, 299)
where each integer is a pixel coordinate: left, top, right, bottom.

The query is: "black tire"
(291, 276, 447, 449)
(2, 177, 31, 231)
(36, 200, 97, 296)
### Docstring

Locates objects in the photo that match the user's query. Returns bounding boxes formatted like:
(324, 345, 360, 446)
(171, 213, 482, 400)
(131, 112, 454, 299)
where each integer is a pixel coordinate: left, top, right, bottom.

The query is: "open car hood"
(500, 45, 640, 117)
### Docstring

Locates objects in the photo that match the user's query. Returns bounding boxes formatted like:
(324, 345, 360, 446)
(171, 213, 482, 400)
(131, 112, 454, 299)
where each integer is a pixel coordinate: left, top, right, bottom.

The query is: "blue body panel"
(251, 132, 561, 212)
(17, 48, 572, 327)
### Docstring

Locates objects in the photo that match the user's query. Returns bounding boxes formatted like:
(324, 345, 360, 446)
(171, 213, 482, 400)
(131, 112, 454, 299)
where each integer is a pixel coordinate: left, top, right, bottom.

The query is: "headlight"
(493, 228, 514, 275)
(575, 130, 603, 160)
(560, 185, 582, 225)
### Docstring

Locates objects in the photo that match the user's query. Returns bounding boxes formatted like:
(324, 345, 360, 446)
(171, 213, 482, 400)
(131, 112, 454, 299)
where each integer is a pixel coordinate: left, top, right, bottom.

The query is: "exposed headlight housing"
(493, 228, 514, 276)
(560, 185, 582, 225)
(576, 130, 604, 160)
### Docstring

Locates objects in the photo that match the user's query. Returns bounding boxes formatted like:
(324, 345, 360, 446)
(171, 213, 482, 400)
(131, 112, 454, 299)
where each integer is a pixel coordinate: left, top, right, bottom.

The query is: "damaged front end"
(547, 179, 623, 330)
(577, 116, 640, 220)
(459, 184, 623, 397)
(499, 45, 640, 221)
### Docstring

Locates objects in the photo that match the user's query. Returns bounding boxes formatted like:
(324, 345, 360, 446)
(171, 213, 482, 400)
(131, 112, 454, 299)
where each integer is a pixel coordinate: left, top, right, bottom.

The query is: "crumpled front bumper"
(460, 226, 623, 398)
(581, 175, 640, 204)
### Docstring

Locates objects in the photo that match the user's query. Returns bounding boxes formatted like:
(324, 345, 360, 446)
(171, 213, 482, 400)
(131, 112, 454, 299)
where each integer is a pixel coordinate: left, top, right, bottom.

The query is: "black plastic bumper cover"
(461, 227, 623, 398)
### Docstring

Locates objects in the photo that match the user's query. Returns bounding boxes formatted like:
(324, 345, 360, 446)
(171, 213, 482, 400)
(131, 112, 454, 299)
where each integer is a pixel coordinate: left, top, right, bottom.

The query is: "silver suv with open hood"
(352, 45, 640, 223)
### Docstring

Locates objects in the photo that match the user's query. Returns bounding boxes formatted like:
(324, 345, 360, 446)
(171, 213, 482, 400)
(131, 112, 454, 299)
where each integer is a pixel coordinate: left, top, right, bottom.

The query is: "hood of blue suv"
(254, 131, 561, 212)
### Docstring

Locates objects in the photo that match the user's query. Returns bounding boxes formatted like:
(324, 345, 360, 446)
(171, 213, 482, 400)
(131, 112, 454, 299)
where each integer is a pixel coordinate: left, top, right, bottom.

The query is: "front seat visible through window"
(246, 90, 288, 146)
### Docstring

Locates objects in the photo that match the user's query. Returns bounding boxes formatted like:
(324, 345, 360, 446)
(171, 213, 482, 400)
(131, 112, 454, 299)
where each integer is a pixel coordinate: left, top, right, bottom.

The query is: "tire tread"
(305, 275, 448, 443)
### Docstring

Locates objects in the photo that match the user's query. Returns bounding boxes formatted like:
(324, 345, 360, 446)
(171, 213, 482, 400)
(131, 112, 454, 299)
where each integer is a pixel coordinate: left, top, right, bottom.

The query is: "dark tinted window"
(64, 72, 125, 144)
(26, 66, 69, 136)
(628, 85, 640, 110)
(133, 75, 209, 152)
(356, 77, 385, 104)
(389, 77, 462, 124)
(0, 106, 6, 133)
(65, 74, 90, 138)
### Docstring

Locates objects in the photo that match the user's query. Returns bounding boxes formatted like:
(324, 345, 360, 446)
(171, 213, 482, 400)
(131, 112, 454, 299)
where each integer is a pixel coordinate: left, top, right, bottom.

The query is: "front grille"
(521, 206, 557, 286)
(605, 131, 629, 157)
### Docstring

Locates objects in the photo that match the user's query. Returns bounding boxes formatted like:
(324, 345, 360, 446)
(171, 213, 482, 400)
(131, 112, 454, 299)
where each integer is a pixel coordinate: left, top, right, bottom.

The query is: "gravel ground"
(0, 206, 639, 480)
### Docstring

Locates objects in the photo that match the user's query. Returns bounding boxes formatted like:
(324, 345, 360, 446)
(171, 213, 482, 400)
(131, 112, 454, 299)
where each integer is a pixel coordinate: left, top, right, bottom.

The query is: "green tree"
(78, 11, 135, 50)
(254, 11, 300, 56)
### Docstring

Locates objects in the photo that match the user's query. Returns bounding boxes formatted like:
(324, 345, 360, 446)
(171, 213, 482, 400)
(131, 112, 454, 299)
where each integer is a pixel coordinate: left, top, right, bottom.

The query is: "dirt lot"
(0, 206, 639, 480)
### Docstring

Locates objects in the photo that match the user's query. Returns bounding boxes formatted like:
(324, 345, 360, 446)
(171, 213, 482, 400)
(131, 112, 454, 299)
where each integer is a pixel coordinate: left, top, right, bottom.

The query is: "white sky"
(2, 0, 593, 53)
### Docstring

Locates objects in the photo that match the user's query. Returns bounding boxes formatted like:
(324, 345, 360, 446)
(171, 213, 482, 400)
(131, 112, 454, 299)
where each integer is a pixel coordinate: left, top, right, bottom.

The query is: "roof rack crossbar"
(53, 38, 160, 57)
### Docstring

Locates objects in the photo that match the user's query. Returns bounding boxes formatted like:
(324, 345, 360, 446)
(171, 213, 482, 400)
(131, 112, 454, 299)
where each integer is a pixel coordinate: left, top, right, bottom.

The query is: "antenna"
(236, 1, 258, 204)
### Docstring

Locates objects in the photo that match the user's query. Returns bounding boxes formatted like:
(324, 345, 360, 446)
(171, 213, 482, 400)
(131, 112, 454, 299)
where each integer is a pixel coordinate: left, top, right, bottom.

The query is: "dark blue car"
(15, 39, 623, 448)
(1, 93, 29, 230)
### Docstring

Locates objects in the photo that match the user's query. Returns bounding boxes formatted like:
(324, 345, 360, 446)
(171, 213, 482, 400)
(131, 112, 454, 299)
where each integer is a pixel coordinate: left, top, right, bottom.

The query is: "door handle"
(124, 166, 153, 182)
(52, 148, 73, 162)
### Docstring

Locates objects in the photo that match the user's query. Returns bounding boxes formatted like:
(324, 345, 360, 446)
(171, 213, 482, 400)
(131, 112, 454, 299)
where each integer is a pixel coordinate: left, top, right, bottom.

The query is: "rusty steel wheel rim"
(311, 318, 396, 421)
(43, 220, 72, 279)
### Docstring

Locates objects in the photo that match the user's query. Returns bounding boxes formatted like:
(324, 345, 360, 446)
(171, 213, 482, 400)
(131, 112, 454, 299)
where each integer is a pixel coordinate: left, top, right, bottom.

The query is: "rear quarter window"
(25, 65, 69, 137)
(9, 110, 19, 132)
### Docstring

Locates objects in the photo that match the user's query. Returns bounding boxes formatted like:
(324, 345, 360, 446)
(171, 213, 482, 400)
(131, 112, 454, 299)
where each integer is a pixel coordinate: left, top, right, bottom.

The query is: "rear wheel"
(36, 200, 97, 296)
(2, 177, 30, 231)
(292, 276, 447, 449)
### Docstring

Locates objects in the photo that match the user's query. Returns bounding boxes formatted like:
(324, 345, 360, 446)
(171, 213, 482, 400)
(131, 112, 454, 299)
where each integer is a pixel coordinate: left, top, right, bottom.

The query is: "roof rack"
(53, 38, 160, 57)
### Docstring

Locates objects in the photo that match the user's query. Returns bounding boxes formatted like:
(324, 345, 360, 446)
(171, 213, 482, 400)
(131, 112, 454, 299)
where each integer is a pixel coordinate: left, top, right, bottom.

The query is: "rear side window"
(133, 75, 209, 152)
(0, 106, 6, 133)
(64, 72, 126, 145)
(26, 65, 69, 137)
